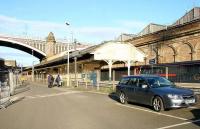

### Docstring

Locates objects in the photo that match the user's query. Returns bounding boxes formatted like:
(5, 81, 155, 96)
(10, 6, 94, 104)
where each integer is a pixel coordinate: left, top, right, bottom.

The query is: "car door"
(117, 77, 130, 95)
(134, 77, 152, 105)
(125, 77, 138, 102)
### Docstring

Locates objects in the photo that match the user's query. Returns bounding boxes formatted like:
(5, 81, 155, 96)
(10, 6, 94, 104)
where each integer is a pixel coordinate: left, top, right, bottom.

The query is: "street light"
(65, 22, 70, 87)
(74, 39, 77, 87)
(31, 50, 34, 82)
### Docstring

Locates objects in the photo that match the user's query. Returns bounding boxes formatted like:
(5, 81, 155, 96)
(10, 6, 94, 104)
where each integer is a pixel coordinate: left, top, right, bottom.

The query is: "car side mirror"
(141, 84, 148, 89)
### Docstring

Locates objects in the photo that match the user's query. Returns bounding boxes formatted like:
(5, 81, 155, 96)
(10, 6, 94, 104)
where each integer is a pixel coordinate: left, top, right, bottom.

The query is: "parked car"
(116, 75, 198, 112)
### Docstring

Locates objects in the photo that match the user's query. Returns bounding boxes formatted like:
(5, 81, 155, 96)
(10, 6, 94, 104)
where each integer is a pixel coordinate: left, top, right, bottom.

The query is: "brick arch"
(184, 42, 194, 52)
(177, 42, 193, 62)
(194, 42, 200, 60)
(161, 45, 176, 63)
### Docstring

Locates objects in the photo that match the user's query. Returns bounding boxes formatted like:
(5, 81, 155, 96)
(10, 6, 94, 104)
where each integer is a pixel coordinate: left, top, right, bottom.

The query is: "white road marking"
(86, 91, 109, 95)
(116, 103, 187, 120)
(25, 91, 82, 100)
(26, 96, 36, 99)
(156, 119, 200, 129)
(187, 106, 198, 109)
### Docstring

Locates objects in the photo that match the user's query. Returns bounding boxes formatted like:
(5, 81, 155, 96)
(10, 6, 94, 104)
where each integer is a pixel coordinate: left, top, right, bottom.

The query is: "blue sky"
(0, 0, 200, 66)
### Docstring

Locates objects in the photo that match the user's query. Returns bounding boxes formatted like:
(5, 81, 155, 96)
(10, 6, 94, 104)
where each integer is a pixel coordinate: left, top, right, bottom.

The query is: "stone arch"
(177, 42, 193, 62)
(161, 45, 176, 63)
(194, 41, 200, 60)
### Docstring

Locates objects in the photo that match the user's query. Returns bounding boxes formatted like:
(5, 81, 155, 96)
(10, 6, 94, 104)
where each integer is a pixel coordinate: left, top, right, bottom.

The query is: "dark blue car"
(116, 75, 198, 112)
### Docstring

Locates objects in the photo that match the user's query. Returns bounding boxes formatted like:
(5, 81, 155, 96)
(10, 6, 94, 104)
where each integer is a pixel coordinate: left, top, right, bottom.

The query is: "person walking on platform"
(48, 74, 54, 88)
(55, 74, 61, 87)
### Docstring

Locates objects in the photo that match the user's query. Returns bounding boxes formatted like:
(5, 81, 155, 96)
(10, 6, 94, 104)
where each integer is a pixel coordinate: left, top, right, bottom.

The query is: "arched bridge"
(0, 37, 46, 60)
(0, 33, 89, 60)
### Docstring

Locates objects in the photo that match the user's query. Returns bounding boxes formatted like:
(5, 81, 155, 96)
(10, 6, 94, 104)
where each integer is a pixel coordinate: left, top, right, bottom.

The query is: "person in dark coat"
(55, 74, 61, 87)
(48, 74, 54, 88)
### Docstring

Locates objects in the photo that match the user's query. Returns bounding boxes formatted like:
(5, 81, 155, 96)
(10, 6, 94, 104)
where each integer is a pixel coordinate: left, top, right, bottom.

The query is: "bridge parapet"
(0, 33, 90, 60)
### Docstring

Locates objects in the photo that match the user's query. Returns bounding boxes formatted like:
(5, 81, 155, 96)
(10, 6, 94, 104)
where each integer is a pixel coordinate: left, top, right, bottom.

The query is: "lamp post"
(65, 22, 70, 87)
(31, 50, 34, 81)
(74, 39, 77, 87)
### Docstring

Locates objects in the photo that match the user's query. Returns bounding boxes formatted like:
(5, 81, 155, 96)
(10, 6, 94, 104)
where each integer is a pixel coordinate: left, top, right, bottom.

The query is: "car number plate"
(185, 99, 195, 104)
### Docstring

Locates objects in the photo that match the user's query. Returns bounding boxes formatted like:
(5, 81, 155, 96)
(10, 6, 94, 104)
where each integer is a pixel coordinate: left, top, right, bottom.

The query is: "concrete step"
(13, 86, 30, 95)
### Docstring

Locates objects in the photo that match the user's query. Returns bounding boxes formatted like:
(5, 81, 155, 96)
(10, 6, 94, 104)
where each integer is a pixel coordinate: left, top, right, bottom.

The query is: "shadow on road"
(190, 109, 200, 127)
(108, 92, 119, 102)
(108, 92, 154, 110)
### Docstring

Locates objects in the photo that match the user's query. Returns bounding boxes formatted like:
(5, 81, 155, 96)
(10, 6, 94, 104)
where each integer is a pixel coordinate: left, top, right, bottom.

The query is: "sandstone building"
(125, 7, 200, 83)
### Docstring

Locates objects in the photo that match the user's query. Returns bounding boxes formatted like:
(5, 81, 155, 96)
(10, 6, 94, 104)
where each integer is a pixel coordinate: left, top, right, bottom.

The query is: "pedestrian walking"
(55, 74, 61, 87)
(48, 74, 54, 88)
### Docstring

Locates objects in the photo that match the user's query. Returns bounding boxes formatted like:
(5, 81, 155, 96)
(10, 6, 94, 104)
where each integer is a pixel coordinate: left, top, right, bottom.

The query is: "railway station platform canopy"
(32, 41, 145, 81)
(91, 41, 145, 80)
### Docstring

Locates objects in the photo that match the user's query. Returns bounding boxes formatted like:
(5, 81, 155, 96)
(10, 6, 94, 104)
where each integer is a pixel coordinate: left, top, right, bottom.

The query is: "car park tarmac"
(0, 83, 199, 129)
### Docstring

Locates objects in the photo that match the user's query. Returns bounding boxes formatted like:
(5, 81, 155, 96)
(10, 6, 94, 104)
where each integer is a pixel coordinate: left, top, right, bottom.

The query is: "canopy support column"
(127, 60, 131, 76)
(124, 60, 131, 76)
(108, 60, 113, 82)
(105, 60, 115, 82)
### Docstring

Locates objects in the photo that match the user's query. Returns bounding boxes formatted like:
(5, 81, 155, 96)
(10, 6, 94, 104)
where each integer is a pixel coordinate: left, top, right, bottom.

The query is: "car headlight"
(167, 94, 183, 100)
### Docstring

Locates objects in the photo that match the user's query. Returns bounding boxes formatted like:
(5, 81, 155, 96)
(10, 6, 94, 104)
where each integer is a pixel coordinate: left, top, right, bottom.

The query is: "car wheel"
(119, 92, 127, 104)
(153, 96, 164, 112)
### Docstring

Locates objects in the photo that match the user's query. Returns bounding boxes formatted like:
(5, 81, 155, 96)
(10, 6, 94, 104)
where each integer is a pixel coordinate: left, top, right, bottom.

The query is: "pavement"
(13, 85, 30, 95)
(0, 82, 199, 129)
(175, 83, 200, 88)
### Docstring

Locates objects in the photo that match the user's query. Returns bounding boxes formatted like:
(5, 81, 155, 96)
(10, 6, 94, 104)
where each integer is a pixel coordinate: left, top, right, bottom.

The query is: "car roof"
(122, 74, 160, 79)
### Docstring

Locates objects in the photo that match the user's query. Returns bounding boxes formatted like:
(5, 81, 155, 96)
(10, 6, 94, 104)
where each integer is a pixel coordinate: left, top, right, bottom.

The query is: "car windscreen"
(146, 77, 174, 88)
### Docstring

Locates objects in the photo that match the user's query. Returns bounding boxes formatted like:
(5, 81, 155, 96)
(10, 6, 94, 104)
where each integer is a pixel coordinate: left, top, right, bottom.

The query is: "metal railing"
(33, 77, 118, 93)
